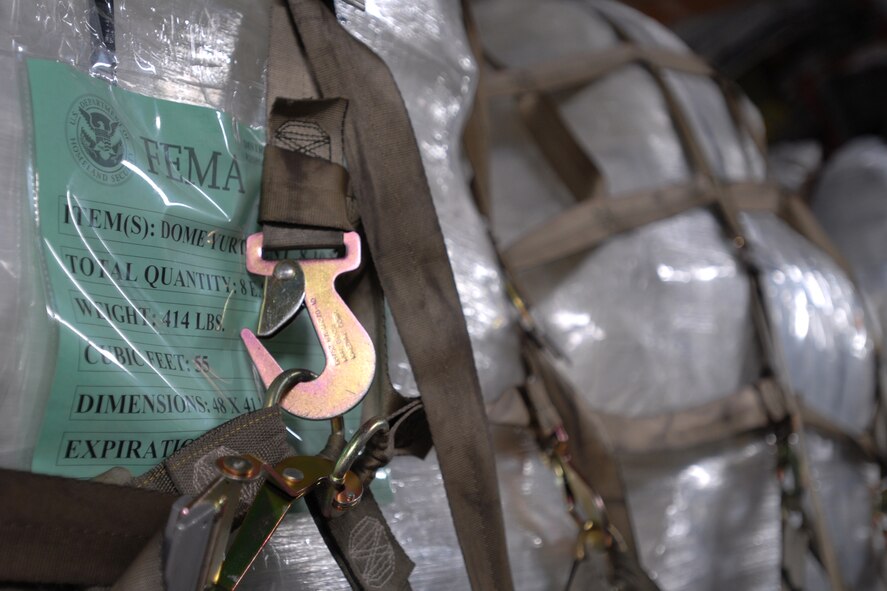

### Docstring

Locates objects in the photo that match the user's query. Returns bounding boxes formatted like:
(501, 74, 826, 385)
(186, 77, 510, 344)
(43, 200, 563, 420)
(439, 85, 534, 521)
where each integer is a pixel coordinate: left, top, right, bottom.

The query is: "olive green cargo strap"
(515, 92, 605, 203)
(278, 0, 514, 588)
(492, 363, 878, 463)
(461, 0, 643, 570)
(595, 10, 842, 589)
(466, 3, 877, 588)
(0, 406, 290, 588)
(518, 337, 638, 554)
(0, 470, 177, 587)
(483, 43, 712, 98)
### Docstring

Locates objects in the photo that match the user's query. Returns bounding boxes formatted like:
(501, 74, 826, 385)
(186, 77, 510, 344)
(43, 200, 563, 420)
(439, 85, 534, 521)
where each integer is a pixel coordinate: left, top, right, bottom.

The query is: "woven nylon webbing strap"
(307, 489, 414, 591)
(0, 469, 177, 586)
(520, 338, 637, 554)
(484, 43, 712, 98)
(503, 181, 776, 271)
(261, 97, 356, 232)
(589, 8, 847, 589)
(284, 1, 514, 588)
(303, 403, 428, 591)
(136, 406, 290, 496)
(300, 403, 425, 591)
(516, 92, 603, 202)
(492, 354, 878, 462)
(467, 4, 871, 588)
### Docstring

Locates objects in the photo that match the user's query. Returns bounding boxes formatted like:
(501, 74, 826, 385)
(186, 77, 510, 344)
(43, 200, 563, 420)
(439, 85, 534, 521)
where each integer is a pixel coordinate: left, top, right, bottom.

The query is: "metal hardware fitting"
(163, 454, 263, 591)
(214, 455, 363, 591)
(241, 231, 376, 420)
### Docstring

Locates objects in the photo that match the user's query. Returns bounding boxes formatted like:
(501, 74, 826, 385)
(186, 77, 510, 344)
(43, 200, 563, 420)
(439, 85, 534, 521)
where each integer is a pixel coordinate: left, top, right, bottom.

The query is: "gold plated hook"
(241, 231, 376, 420)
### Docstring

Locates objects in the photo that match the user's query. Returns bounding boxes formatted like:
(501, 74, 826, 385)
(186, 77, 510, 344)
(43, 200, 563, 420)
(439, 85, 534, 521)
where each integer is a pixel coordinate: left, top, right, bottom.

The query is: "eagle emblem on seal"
(77, 106, 124, 168)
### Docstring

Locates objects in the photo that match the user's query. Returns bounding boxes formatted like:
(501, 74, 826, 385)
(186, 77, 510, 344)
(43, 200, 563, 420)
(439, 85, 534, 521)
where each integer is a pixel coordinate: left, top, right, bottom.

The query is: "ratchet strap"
(305, 402, 426, 591)
(261, 0, 514, 588)
(0, 407, 292, 587)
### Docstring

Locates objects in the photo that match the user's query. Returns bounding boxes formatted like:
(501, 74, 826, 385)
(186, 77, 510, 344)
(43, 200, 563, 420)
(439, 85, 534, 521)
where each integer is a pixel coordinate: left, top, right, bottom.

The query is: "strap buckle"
(546, 427, 639, 590)
(162, 453, 264, 591)
(211, 416, 386, 591)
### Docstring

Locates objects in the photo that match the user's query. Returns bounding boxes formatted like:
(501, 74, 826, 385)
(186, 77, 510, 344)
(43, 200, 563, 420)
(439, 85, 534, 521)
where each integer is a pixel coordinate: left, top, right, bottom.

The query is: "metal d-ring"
(329, 416, 389, 488)
(264, 368, 318, 408)
(265, 368, 345, 451)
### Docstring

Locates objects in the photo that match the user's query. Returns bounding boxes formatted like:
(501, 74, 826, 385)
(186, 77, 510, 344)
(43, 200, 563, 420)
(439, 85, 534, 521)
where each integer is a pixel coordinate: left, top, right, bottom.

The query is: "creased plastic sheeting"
(0, 1, 271, 470)
(0, 3, 64, 468)
(335, 0, 523, 404)
(803, 430, 884, 591)
(477, 0, 879, 588)
(811, 137, 887, 342)
(241, 0, 581, 588)
(479, 0, 762, 398)
(519, 203, 758, 418)
(4, 0, 269, 125)
(476, 1, 776, 586)
(242, 426, 611, 590)
(0, 0, 99, 469)
(621, 437, 780, 590)
(113, 0, 269, 129)
(767, 141, 823, 193)
(475, 0, 764, 419)
(742, 212, 876, 434)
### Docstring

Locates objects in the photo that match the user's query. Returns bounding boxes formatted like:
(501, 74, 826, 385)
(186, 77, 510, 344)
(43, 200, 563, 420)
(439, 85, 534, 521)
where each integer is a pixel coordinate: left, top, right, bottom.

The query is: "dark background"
(625, 0, 887, 155)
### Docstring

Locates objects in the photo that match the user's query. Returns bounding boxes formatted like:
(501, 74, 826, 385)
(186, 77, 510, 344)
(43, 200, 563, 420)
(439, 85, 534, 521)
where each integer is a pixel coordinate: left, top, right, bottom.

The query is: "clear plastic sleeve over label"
(27, 59, 328, 477)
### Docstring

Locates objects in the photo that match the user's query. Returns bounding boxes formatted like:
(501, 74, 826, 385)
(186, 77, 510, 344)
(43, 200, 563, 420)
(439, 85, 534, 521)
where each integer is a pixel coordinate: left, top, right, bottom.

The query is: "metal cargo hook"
(240, 231, 376, 420)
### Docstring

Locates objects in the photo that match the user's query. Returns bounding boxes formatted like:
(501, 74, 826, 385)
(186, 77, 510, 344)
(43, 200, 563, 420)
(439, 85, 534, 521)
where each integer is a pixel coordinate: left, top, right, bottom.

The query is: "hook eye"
(329, 417, 389, 488)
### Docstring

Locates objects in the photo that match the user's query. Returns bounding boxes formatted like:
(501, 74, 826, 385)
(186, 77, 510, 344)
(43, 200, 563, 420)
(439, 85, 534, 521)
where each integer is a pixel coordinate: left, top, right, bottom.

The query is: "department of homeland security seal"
(66, 95, 132, 185)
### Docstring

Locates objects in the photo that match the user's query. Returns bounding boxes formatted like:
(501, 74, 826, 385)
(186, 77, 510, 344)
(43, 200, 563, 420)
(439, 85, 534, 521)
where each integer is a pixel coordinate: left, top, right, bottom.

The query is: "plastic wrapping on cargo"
(243, 427, 612, 590)
(2, 1, 882, 590)
(0, 0, 104, 467)
(476, 0, 880, 587)
(113, 0, 270, 129)
(811, 137, 887, 340)
(741, 211, 875, 434)
(806, 138, 887, 591)
(803, 431, 884, 591)
(0, 0, 313, 482)
(622, 436, 780, 590)
(767, 140, 823, 193)
(476, 0, 763, 417)
(337, 0, 523, 404)
(241, 0, 592, 587)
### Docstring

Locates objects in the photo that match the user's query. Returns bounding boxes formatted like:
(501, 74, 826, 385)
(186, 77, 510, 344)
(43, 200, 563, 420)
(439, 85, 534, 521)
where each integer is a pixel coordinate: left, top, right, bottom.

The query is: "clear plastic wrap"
(767, 140, 823, 193)
(477, 0, 761, 416)
(621, 436, 781, 590)
(336, 0, 523, 404)
(802, 431, 884, 591)
(811, 137, 887, 342)
(742, 211, 875, 434)
(2, 1, 881, 589)
(113, 0, 270, 129)
(242, 426, 611, 590)
(476, 0, 880, 587)
(0, 1, 321, 480)
(240, 0, 587, 588)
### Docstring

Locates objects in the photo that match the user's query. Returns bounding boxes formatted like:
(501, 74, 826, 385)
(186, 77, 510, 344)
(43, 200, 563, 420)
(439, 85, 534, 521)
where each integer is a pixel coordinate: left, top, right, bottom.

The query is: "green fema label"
(27, 59, 337, 478)
(66, 94, 133, 185)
